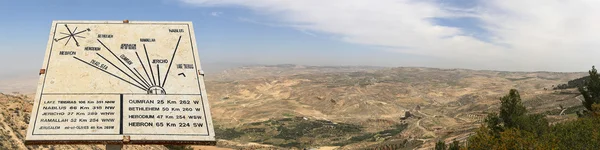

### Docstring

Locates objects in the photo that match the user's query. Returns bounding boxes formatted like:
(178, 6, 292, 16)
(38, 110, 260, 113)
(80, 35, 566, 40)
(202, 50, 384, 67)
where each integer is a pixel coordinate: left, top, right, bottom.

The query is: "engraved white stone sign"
(25, 20, 216, 145)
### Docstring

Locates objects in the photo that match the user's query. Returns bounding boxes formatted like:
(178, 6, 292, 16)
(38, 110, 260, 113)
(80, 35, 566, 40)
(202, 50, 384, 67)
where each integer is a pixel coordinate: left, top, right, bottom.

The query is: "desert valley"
(0, 64, 590, 149)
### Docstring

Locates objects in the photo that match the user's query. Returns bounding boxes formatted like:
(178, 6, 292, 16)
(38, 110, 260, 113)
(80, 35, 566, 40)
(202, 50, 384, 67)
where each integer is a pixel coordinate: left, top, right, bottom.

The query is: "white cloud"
(181, 0, 600, 71)
(478, 0, 600, 71)
(210, 11, 223, 16)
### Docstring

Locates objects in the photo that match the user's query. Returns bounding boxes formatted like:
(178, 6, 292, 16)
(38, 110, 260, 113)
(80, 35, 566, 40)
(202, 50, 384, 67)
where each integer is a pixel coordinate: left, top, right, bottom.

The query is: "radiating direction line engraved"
(144, 44, 157, 86)
(54, 24, 90, 47)
(77, 37, 184, 95)
(72, 56, 146, 91)
(162, 35, 182, 87)
(148, 63, 166, 95)
(136, 51, 154, 86)
(95, 53, 148, 90)
(157, 64, 161, 87)
(134, 68, 151, 87)
(140, 44, 167, 94)
(98, 39, 150, 89)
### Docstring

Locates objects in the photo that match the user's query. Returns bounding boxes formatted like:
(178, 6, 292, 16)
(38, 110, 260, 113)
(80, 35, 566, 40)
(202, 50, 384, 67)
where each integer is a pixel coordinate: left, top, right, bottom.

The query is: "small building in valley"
(400, 110, 412, 120)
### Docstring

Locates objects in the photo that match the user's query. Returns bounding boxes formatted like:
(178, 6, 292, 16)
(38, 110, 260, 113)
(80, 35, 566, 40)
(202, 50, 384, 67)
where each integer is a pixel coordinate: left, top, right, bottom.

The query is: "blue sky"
(1, 0, 600, 77)
(0, 0, 439, 77)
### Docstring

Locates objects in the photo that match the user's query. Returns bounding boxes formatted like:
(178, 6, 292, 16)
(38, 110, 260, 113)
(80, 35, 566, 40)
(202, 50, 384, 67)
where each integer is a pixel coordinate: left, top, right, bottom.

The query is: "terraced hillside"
(203, 66, 587, 149)
(0, 65, 590, 149)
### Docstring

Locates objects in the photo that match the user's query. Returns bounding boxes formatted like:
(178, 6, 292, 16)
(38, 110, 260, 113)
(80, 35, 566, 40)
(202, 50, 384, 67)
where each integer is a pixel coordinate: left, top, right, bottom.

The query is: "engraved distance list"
(34, 95, 207, 135)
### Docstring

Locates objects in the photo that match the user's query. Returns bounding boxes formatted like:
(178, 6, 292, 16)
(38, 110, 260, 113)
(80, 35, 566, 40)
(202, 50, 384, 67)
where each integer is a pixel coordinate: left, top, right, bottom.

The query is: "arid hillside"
(0, 65, 589, 149)
(206, 66, 585, 125)
(204, 65, 587, 149)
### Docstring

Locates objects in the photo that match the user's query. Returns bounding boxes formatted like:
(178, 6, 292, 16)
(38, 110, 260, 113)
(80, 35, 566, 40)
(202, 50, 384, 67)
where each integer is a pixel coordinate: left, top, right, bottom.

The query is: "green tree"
(496, 128, 539, 150)
(499, 89, 527, 128)
(484, 112, 503, 136)
(448, 139, 461, 150)
(469, 89, 547, 149)
(513, 114, 549, 136)
(466, 126, 498, 150)
(435, 140, 447, 150)
(467, 83, 600, 149)
(543, 114, 600, 149)
(578, 66, 600, 112)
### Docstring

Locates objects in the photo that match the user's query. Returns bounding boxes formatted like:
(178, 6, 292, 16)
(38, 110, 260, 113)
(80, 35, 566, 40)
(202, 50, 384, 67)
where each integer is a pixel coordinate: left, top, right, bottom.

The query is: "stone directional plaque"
(25, 20, 216, 145)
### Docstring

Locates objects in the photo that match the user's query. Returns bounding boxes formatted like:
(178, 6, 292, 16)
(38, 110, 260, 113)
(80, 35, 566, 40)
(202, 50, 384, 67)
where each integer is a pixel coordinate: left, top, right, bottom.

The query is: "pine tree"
(466, 126, 498, 150)
(435, 140, 447, 150)
(578, 66, 600, 112)
(513, 114, 548, 136)
(484, 112, 503, 136)
(448, 139, 461, 150)
(499, 89, 527, 128)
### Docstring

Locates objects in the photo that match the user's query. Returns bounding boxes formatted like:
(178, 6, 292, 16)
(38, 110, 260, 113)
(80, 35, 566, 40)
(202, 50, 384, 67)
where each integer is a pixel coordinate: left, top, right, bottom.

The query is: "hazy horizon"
(1, 61, 591, 79)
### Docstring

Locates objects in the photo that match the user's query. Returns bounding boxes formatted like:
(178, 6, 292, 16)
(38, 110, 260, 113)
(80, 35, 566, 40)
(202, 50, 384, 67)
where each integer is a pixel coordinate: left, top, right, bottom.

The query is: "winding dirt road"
(415, 110, 436, 138)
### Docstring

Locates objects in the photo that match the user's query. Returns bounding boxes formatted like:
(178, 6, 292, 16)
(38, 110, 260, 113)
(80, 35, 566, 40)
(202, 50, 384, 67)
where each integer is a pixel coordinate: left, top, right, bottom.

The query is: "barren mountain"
(0, 64, 589, 149)
(204, 65, 587, 149)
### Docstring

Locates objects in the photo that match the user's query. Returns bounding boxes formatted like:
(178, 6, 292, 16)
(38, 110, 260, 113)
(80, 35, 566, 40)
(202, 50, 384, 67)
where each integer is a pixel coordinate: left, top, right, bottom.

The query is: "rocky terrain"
(0, 64, 589, 149)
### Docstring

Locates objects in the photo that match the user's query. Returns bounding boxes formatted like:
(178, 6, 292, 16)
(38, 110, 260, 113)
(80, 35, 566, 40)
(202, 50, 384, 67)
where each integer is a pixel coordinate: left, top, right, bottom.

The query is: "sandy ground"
(317, 146, 341, 150)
